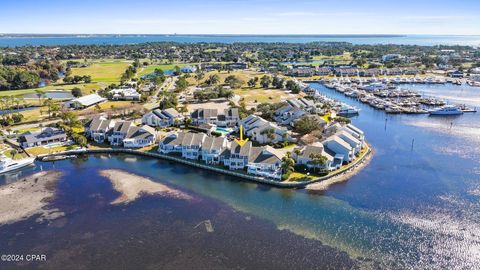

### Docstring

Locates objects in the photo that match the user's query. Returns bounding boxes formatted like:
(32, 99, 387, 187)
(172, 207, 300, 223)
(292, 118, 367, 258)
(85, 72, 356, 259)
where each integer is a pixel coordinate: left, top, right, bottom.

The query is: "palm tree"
(35, 89, 46, 107)
(281, 152, 295, 178)
(309, 153, 327, 173)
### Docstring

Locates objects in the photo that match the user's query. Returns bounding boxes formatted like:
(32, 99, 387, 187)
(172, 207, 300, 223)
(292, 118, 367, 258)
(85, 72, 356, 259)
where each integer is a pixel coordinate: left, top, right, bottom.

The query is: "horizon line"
(1, 33, 480, 37)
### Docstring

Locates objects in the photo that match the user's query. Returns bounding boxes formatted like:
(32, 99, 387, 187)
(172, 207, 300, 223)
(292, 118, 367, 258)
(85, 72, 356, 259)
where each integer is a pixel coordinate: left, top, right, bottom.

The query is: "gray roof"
(225, 108, 239, 118)
(191, 108, 218, 119)
(201, 136, 225, 151)
(230, 141, 252, 156)
(248, 146, 281, 164)
(21, 127, 67, 144)
(113, 121, 133, 133)
(126, 125, 156, 140)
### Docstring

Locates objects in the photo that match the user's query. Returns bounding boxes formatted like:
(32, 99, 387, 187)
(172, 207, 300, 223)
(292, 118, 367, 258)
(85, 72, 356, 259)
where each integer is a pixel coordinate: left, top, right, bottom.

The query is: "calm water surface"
(1, 83, 479, 269)
(1, 35, 480, 46)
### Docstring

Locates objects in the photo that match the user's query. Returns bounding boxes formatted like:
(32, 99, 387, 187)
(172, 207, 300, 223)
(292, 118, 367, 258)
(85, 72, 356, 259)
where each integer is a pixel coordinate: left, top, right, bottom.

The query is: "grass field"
(234, 88, 297, 105)
(70, 60, 131, 83)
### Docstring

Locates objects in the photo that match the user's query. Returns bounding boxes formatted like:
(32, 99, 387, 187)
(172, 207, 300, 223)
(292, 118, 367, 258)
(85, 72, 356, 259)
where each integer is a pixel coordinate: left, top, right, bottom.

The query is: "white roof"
(73, 94, 106, 106)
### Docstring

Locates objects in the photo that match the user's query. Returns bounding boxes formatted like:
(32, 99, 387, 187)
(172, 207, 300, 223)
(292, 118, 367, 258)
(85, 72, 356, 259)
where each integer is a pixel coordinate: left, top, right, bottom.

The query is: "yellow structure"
(234, 125, 249, 146)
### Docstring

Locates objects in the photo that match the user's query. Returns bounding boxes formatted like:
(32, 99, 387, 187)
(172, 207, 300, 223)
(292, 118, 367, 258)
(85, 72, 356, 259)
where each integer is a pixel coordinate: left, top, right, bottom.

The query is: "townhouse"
(294, 142, 337, 171)
(84, 117, 156, 148)
(239, 115, 290, 144)
(142, 108, 184, 128)
(84, 115, 116, 143)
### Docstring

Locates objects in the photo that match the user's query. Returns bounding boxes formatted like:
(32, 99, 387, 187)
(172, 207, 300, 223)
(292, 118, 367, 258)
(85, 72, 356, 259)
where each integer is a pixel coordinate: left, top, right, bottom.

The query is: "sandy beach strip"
(99, 169, 192, 204)
(0, 170, 63, 226)
(305, 150, 373, 191)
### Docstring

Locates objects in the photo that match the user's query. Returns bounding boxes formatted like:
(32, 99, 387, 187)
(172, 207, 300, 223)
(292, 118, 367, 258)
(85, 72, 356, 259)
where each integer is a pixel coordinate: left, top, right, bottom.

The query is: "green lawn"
(70, 60, 131, 83)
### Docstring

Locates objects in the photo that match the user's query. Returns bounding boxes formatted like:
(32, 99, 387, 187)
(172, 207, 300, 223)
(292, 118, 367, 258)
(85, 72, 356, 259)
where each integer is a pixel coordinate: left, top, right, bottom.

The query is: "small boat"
(429, 105, 464, 116)
(0, 155, 35, 174)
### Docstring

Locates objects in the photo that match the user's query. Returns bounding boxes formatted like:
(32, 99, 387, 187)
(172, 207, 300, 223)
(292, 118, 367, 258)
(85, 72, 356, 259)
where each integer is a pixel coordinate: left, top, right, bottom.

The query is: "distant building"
(382, 54, 402, 62)
(65, 94, 106, 109)
(109, 88, 141, 101)
(448, 70, 464, 78)
(225, 62, 248, 70)
(181, 66, 197, 73)
(142, 108, 183, 128)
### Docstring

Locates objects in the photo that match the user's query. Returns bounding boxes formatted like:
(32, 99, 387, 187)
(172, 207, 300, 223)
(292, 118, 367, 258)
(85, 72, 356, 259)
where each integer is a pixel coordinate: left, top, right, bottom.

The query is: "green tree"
(294, 115, 323, 135)
(71, 87, 82, 97)
(309, 153, 327, 173)
(248, 78, 256, 88)
(175, 76, 189, 92)
(281, 152, 295, 180)
(260, 75, 271, 88)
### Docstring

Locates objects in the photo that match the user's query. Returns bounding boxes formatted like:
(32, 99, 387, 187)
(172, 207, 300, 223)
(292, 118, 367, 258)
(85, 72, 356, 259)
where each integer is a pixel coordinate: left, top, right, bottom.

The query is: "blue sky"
(1, 0, 479, 35)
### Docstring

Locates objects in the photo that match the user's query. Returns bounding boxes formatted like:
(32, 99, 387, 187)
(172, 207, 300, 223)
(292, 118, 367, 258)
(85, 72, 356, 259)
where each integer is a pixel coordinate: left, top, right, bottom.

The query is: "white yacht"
(338, 106, 360, 116)
(429, 105, 464, 116)
(0, 155, 35, 174)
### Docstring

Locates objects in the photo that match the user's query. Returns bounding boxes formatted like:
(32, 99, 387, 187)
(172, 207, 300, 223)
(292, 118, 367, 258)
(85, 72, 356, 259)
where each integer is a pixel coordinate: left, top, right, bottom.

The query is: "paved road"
(143, 76, 178, 110)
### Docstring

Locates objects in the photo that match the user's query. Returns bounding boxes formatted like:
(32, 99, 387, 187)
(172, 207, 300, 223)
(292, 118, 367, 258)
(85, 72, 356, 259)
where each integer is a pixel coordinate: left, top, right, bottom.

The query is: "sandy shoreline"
(306, 149, 373, 191)
(0, 170, 64, 226)
(99, 169, 192, 204)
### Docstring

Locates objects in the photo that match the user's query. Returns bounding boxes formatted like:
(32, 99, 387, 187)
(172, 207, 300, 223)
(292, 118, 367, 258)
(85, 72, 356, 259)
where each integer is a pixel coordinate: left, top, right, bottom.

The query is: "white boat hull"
(0, 157, 35, 174)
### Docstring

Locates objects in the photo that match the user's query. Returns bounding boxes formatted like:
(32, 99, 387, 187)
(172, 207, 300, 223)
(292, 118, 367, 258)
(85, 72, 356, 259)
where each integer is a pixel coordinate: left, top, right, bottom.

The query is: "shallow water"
(1, 83, 480, 269)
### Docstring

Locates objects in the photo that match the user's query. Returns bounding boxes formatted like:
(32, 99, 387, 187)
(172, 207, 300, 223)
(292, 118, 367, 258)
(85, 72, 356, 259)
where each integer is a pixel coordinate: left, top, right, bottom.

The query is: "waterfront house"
(109, 88, 141, 101)
(223, 141, 252, 170)
(200, 136, 227, 164)
(122, 125, 157, 148)
(158, 132, 186, 154)
(323, 122, 343, 137)
(246, 146, 283, 180)
(180, 132, 207, 160)
(108, 121, 135, 146)
(191, 108, 219, 125)
(324, 136, 354, 163)
(84, 115, 116, 143)
(65, 94, 106, 110)
(343, 124, 365, 142)
(142, 108, 183, 128)
(19, 127, 68, 148)
(294, 142, 337, 171)
(337, 130, 362, 155)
